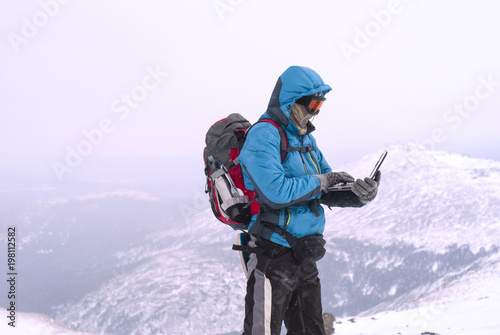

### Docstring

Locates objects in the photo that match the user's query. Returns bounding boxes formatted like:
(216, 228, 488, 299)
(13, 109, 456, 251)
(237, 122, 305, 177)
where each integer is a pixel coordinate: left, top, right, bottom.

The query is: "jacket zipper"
(285, 136, 319, 230)
(299, 136, 320, 175)
(284, 207, 290, 229)
(308, 151, 320, 174)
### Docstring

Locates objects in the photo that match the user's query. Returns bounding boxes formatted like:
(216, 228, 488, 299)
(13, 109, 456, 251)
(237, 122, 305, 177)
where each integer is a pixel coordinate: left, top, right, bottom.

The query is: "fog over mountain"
(1, 143, 499, 334)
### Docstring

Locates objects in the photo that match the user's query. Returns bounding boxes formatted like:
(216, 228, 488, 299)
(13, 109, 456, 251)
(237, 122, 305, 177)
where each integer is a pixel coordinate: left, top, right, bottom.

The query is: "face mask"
(290, 103, 314, 135)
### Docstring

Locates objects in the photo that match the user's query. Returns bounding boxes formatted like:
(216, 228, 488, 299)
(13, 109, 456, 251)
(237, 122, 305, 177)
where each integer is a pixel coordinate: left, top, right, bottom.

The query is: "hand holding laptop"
(351, 170, 381, 203)
(327, 150, 387, 192)
(316, 171, 355, 192)
(318, 150, 386, 203)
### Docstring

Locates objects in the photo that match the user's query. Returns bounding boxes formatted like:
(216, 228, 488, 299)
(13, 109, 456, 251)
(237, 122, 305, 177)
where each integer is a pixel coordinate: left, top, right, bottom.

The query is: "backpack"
(203, 113, 288, 231)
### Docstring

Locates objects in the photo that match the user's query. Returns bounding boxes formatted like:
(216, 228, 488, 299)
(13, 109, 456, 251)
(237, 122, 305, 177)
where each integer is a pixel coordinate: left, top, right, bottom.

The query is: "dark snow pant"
(243, 236, 325, 335)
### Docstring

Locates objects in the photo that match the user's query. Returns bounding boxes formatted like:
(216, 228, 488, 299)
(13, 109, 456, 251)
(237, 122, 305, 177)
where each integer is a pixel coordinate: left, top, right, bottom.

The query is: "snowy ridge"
(55, 214, 246, 335)
(361, 251, 500, 315)
(59, 249, 245, 335)
(325, 142, 500, 253)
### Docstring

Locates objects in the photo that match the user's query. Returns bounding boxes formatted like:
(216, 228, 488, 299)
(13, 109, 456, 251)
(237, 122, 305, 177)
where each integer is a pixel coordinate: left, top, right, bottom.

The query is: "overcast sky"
(1, 0, 499, 190)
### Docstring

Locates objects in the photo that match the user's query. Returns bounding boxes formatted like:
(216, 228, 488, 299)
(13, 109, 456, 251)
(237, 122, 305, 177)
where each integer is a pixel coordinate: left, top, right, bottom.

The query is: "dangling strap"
(231, 244, 265, 254)
(242, 196, 257, 209)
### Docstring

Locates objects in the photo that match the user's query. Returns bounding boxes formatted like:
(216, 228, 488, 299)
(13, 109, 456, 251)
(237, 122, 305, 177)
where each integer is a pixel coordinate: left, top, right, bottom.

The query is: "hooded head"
(266, 66, 332, 134)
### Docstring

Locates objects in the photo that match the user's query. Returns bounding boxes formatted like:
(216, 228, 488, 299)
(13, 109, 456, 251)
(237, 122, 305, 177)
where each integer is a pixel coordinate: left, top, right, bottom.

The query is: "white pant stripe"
(252, 268, 273, 334)
(264, 275, 272, 335)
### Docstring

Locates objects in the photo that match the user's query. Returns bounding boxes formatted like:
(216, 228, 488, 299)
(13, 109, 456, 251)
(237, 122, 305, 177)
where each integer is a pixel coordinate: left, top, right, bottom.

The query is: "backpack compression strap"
(285, 146, 314, 153)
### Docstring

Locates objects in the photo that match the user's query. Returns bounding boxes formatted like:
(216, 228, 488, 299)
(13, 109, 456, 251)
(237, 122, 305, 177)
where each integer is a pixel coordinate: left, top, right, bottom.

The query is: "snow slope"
(0, 309, 102, 335)
(3, 143, 499, 334)
(335, 250, 500, 334)
(336, 296, 500, 335)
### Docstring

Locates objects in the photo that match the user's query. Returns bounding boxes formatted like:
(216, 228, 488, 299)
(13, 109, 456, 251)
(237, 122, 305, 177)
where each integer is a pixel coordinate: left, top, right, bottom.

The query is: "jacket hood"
(265, 66, 332, 130)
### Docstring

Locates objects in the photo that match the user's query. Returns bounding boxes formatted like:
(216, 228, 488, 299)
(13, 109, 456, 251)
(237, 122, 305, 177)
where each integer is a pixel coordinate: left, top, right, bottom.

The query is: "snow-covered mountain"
(2, 143, 499, 334)
(53, 209, 246, 335)
(324, 142, 500, 252)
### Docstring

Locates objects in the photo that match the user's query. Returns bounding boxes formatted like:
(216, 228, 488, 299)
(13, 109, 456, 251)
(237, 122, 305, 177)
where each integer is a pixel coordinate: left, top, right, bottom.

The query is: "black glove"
(351, 171, 381, 203)
(315, 171, 354, 192)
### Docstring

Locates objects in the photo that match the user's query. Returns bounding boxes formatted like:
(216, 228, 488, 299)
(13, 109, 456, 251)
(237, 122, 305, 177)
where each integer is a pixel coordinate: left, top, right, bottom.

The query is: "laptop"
(327, 150, 387, 192)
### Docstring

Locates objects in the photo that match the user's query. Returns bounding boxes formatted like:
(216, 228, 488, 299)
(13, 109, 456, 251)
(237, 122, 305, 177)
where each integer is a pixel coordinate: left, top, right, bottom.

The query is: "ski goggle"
(296, 95, 326, 115)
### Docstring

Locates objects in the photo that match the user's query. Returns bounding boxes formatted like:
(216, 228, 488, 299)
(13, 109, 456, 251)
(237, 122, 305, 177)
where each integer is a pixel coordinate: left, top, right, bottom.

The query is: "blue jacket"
(239, 66, 362, 248)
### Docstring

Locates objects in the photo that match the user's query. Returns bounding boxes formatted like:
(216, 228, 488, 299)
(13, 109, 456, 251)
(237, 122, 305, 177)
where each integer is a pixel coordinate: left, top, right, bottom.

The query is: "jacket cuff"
(314, 174, 327, 192)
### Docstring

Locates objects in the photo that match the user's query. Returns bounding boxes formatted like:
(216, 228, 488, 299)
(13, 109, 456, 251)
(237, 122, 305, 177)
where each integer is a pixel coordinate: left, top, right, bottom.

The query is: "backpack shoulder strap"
(253, 118, 288, 162)
(255, 119, 316, 157)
